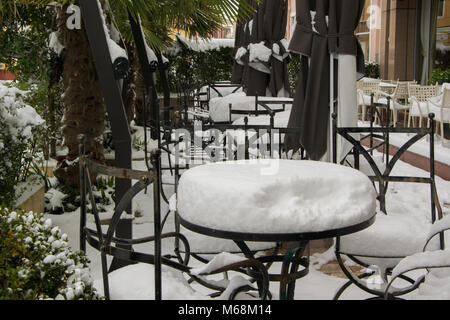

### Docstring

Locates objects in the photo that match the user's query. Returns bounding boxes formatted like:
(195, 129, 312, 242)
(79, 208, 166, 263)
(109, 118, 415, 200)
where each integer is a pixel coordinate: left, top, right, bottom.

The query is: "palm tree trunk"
(54, 2, 105, 188)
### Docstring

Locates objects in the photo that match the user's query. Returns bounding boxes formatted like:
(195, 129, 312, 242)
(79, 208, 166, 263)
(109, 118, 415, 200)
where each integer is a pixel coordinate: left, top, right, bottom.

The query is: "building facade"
(285, 0, 448, 83)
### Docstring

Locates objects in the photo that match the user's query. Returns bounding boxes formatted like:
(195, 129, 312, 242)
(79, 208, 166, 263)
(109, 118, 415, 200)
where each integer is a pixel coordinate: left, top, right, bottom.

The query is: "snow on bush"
(0, 82, 44, 207)
(0, 208, 102, 300)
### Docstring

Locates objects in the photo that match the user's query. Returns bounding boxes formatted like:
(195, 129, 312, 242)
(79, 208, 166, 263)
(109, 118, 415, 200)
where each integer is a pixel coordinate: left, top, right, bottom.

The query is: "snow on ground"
(44, 121, 450, 301)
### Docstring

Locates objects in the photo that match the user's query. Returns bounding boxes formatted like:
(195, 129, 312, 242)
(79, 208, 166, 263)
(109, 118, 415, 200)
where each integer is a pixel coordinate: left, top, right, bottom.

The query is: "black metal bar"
(151, 150, 162, 300)
(79, 0, 133, 270)
(78, 135, 86, 253)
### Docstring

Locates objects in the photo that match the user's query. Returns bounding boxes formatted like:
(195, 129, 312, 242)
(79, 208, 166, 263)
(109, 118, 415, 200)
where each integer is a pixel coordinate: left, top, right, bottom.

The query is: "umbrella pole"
(329, 54, 335, 163)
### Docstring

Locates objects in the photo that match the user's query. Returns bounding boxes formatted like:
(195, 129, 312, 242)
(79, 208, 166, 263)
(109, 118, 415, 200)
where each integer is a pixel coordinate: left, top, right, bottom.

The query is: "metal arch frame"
(331, 112, 446, 300)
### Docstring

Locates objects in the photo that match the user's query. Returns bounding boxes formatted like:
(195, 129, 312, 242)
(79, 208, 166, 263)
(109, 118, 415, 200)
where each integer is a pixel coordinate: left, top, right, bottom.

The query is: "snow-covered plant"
(0, 207, 102, 300)
(0, 82, 44, 207)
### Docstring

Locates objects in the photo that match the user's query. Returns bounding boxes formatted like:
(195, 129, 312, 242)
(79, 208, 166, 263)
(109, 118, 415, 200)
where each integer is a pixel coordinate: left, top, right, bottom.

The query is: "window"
(438, 0, 445, 18)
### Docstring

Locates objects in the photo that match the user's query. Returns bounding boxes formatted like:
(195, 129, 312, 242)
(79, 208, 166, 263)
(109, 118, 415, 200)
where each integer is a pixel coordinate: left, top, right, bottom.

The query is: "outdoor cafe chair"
(332, 113, 445, 299)
(408, 84, 441, 128)
(427, 84, 450, 145)
(77, 134, 269, 300)
(377, 81, 415, 127)
(228, 95, 293, 123)
(357, 79, 381, 122)
(383, 214, 450, 299)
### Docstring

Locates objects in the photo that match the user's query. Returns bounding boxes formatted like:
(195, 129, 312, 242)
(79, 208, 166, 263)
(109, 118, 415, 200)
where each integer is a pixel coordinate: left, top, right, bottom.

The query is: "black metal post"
(151, 150, 162, 300)
(78, 134, 86, 253)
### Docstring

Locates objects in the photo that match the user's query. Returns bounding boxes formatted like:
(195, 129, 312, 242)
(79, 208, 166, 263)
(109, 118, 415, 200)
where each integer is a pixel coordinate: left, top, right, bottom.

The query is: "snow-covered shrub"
(0, 82, 44, 207)
(0, 207, 102, 300)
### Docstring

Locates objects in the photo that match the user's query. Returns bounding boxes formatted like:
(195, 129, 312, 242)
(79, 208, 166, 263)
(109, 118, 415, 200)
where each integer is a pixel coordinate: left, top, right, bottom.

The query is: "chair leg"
(392, 110, 397, 127)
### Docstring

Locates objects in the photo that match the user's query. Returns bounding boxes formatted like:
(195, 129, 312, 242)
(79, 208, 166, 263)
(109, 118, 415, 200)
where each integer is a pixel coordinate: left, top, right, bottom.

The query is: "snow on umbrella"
(284, 0, 365, 161)
(265, 0, 291, 98)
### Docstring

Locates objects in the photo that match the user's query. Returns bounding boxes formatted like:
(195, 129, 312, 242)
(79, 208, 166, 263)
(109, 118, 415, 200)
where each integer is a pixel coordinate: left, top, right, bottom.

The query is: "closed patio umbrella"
(265, 0, 291, 98)
(231, 0, 257, 87)
(284, 0, 365, 161)
(245, 0, 271, 96)
(330, 0, 366, 162)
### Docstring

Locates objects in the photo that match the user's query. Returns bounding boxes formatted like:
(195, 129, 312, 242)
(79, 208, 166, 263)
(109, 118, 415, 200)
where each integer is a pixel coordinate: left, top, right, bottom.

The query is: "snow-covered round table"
(176, 159, 377, 299)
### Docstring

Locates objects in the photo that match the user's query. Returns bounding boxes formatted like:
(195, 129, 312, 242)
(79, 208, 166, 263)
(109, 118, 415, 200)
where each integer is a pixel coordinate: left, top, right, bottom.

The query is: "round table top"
(177, 160, 377, 241)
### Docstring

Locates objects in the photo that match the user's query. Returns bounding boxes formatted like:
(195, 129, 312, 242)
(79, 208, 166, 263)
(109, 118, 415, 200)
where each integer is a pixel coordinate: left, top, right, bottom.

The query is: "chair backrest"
(332, 113, 442, 224)
(77, 135, 188, 300)
(394, 81, 413, 101)
(442, 86, 450, 108)
(408, 84, 440, 102)
(172, 117, 304, 168)
(359, 80, 381, 96)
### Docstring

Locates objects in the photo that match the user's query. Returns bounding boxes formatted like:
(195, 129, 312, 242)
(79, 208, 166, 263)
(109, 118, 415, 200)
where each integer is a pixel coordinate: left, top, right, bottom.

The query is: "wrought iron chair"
(228, 95, 292, 123)
(78, 134, 270, 300)
(384, 214, 449, 299)
(169, 119, 304, 255)
(332, 113, 445, 300)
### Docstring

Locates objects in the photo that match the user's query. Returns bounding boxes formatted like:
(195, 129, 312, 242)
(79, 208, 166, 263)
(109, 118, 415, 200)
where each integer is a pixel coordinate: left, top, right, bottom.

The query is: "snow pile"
(174, 34, 234, 53)
(177, 160, 376, 234)
(95, 0, 128, 64)
(94, 263, 208, 300)
(190, 252, 247, 276)
(248, 42, 272, 63)
(48, 31, 64, 56)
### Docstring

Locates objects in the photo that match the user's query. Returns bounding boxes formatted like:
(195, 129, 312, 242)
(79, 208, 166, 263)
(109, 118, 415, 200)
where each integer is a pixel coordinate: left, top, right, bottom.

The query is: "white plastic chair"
(408, 84, 440, 128)
(357, 79, 381, 121)
(427, 85, 450, 145)
(377, 81, 416, 127)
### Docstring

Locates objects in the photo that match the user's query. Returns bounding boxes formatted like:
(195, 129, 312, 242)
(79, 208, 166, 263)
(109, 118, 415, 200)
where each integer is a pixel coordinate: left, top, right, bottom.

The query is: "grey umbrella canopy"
(265, 0, 291, 98)
(284, 0, 365, 160)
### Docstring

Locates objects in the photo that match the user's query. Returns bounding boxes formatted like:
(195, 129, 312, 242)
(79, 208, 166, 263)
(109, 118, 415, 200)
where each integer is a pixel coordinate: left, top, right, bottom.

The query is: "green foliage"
(168, 45, 300, 96)
(166, 45, 235, 92)
(0, 82, 44, 208)
(428, 68, 450, 85)
(364, 61, 380, 79)
(0, 207, 102, 300)
(435, 48, 450, 70)
(0, 2, 64, 161)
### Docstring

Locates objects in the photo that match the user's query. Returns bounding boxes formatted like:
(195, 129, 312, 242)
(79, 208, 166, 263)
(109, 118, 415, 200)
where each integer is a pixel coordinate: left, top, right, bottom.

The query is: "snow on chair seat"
(383, 214, 450, 299)
(338, 213, 441, 270)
